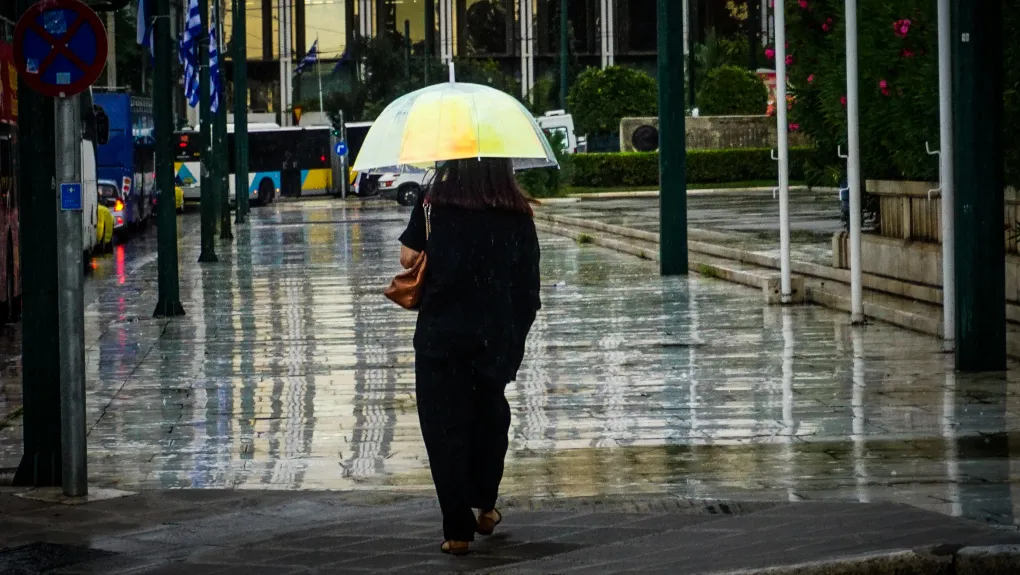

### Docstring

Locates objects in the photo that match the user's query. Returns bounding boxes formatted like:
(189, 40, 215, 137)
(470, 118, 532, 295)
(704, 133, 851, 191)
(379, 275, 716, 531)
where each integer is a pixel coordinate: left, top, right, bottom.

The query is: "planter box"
(619, 115, 811, 153)
(832, 233, 1020, 305)
(867, 179, 1020, 254)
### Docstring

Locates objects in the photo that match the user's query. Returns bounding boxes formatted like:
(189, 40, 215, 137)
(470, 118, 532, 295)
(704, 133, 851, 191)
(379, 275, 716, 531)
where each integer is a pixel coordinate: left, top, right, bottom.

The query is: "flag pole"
(316, 35, 324, 114)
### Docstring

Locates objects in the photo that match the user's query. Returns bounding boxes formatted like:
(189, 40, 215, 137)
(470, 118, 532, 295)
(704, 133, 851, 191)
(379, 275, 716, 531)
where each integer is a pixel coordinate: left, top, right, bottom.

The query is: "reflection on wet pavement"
(541, 192, 843, 265)
(1, 199, 1018, 528)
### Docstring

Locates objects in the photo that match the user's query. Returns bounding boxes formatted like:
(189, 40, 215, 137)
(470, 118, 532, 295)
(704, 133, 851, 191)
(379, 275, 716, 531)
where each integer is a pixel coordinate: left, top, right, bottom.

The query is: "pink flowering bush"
(784, 0, 941, 183)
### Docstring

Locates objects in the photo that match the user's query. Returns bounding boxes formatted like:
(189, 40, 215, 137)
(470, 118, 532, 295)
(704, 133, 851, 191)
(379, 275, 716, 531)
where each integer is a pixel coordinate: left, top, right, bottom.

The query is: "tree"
(567, 66, 658, 136)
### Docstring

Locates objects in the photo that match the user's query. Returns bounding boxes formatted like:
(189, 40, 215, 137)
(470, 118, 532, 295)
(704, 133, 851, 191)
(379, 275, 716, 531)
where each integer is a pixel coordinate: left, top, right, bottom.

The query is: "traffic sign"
(335, 141, 348, 156)
(60, 183, 82, 211)
(13, 0, 108, 99)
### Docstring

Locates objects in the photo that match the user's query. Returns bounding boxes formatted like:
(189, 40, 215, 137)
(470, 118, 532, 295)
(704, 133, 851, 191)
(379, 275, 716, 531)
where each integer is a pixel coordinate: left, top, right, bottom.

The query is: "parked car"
(376, 166, 431, 206)
(99, 179, 127, 234)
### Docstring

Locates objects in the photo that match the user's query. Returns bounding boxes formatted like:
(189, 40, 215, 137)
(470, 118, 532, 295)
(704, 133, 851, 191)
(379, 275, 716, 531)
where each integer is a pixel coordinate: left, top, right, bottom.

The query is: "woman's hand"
(400, 245, 421, 269)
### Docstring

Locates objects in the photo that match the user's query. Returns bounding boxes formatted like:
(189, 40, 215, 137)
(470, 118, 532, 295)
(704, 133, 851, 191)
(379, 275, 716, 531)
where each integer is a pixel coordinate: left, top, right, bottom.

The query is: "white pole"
(600, 0, 608, 69)
(278, 0, 286, 124)
(316, 35, 324, 114)
(845, 0, 864, 323)
(937, 0, 956, 350)
(520, 0, 528, 99)
(606, 0, 614, 66)
(774, 0, 792, 301)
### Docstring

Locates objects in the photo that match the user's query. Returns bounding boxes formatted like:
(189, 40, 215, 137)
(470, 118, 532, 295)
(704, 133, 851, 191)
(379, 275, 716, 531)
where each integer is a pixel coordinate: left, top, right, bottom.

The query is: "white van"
(536, 110, 581, 154)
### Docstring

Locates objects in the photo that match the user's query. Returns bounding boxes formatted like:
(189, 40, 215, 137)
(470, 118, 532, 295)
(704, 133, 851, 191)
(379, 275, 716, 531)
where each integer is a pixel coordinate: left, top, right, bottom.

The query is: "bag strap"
(424, 201, 432, 241)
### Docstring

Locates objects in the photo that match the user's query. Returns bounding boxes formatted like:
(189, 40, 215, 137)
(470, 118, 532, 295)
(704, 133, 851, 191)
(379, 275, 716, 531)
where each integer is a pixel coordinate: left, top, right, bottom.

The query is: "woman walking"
(398, 158, 542, 555)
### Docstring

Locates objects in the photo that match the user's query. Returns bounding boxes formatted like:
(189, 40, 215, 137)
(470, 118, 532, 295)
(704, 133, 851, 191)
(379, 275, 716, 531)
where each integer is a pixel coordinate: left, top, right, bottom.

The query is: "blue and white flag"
(209, 7, 222, 113)
(136, 0, 154, 57)
(294, 39, 319, 77)
(180, 0, 201, 108)
(331, 46, 350, 74)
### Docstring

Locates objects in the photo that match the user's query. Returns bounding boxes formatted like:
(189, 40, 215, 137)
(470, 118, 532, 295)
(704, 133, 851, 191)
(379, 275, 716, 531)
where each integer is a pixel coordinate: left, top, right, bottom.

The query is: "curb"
(566, 186, 838, 201)
(710, 544, 1020, 575)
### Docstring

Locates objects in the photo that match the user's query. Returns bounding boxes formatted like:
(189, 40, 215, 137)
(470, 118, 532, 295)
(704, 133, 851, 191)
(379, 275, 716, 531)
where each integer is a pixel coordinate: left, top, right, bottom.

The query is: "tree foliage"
(783, 0, 1020, 186)
(566, 66, 658, 136)
(697, 65, 768, 115)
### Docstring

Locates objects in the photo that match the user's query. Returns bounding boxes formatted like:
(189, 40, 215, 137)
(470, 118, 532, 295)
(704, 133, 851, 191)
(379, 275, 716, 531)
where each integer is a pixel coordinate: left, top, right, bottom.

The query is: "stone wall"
(619, 115, 811, 153)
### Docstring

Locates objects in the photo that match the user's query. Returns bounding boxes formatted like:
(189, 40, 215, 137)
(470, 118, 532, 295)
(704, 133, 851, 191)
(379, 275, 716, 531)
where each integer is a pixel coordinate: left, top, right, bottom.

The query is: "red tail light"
(114, 200, 124, 212)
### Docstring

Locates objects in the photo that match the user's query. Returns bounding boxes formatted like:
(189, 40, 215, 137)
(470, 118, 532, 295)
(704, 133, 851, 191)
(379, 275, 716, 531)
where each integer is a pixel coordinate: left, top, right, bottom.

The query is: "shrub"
(570, 148, 813, 188)
(567, 66, 658, 136)
(697, 66, 769, 115)
(517, 130, 573, 198)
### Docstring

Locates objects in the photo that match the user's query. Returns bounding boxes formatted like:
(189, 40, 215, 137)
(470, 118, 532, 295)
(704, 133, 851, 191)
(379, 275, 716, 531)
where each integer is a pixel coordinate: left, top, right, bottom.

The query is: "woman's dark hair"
(426, 158, 533, 215)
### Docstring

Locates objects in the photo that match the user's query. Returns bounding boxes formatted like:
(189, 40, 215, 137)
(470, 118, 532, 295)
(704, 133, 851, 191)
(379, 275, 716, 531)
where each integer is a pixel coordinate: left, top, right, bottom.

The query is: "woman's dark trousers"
(415, 354, 512, 541)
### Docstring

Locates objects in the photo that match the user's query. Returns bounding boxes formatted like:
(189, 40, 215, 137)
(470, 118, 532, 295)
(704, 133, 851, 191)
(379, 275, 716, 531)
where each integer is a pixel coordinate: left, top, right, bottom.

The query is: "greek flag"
(135, 0, 154, 57)
(180, 0, 201, 108)
(293, 39, 319, 77)
(209, 7, 222, 113)
(332, 46, 350, 74)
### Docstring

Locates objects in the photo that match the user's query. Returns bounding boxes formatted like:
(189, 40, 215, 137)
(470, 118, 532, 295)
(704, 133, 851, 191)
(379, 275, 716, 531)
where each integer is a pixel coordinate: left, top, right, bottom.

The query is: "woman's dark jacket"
(399, 200, 541, 383)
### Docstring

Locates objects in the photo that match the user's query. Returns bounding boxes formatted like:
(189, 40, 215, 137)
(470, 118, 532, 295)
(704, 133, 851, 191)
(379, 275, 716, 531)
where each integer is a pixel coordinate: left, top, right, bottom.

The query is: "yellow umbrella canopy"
(352, 72, 558, 173)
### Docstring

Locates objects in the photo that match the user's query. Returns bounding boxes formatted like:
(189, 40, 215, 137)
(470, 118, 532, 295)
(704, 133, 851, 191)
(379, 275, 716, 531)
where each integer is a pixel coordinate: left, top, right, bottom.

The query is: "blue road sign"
(335, 141, 348, 156)
(60, 183, 83, 211)
(13, 0, 108, 98)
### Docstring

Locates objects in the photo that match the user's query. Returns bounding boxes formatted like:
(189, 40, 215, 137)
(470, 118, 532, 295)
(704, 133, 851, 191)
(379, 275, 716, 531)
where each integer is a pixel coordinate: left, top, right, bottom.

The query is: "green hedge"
(571, 148, 813, 188)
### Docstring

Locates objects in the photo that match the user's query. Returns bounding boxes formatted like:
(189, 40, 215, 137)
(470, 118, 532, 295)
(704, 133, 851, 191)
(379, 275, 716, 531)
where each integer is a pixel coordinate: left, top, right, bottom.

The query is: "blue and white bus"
(174, 125, 333, 206)
(92, 91, 155, 229)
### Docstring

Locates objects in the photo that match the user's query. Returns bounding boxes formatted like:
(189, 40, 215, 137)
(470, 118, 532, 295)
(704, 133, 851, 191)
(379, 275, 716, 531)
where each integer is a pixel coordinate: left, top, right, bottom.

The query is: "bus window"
(174, 132, 201, 161)
(296, 129, 330, 169)
(250, 131, 284, 170)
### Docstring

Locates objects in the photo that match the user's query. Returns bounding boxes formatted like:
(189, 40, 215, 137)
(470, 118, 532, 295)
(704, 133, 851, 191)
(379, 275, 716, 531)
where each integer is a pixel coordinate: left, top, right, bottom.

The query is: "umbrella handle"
(449, 61, 456, 84)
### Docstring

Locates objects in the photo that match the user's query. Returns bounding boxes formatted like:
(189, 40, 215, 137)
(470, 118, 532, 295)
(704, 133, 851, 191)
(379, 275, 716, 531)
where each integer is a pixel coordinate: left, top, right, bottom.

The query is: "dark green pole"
(404, 19, 412, 82)
(658, 0, 688, 275)
(198, 0, 217, 262)
(687, 0, 697, 109)
(559, 0, 568, 108)
(153, 0, 185, 318)
(13, 0, 61, 487)
(952, 0, 1005, 371)
(216, 0, 231, 240)
(424, 0, 435, 83)
(233, 0, 250, 221)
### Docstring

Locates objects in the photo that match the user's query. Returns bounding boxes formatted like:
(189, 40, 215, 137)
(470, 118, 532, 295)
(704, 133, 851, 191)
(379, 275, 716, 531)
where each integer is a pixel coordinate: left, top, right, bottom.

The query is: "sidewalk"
(1, 490, 1018, 574)
(1, 199, 1019, 572)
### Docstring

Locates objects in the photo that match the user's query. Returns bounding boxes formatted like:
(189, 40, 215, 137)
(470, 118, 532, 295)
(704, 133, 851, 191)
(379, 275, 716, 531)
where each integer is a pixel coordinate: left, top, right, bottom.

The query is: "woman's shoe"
(441, 540, 471, 556)
(476, 509, 502, 536)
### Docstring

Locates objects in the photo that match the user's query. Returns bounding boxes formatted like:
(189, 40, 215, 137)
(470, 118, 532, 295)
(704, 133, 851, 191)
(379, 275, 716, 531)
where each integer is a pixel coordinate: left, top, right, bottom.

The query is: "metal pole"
(845, 0, 862, 321)
(424, 0, 434, 84)
(106, 11, 116, 87)
(340, 110, 348, 200)
(216, 0, 231, 240)
(233, 0, 250, 222)
(154, 0, 186, 317)
(560, 0, 568, 106)
(658, 0, 688, 275)
(404, 20, 411, 82)
(748, 0, 759, 70)
(55, 97, 87, 498)
(937, 0, 955, 350)
(198, 0, 218, 262)
(686, 0, 697, 109)
(14, 0, 62, 488)
(278, 0, 287, 125)
(952, 0, 1006, 371)
(775, 0, 792, 300)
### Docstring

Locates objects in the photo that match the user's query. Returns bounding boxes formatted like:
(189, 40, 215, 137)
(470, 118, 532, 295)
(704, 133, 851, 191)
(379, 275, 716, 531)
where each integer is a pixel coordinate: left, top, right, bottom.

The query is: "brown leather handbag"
(384, 204, 430, 310)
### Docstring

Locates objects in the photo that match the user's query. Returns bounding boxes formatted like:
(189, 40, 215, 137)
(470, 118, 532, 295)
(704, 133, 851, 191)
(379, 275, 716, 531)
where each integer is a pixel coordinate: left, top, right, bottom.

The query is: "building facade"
(218, 0, 771, 117)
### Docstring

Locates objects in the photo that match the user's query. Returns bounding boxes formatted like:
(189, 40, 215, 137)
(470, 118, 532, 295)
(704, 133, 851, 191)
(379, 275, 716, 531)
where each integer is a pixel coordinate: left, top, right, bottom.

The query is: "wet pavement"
(1, 198, 1019, 531)
(540, 191, 843, 265)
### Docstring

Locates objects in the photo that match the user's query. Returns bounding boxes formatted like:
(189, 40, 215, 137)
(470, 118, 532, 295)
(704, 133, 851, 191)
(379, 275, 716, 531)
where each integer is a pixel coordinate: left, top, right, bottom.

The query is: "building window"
(306, 0, 350, 58)
(459, 0, 509, 56)
(619, 0, 656, 54)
